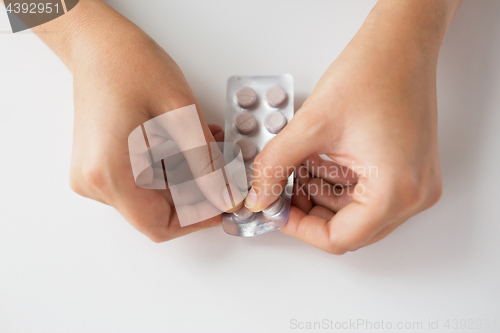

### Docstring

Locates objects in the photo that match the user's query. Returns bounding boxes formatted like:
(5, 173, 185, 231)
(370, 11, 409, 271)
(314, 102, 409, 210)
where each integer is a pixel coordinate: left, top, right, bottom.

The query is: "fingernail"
(244, 187, 258, 210)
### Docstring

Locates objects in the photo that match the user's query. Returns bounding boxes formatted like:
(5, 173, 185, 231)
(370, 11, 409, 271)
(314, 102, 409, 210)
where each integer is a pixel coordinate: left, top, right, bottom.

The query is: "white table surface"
(1, 1, 499, 332)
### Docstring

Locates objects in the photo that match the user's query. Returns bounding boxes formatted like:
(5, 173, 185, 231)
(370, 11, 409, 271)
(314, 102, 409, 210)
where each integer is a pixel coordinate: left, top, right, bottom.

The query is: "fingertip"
(208, 124, 223, 135)
(213, 131, 224, 142)
(227, 201, 244, 213)
(243, 187, 259, 211)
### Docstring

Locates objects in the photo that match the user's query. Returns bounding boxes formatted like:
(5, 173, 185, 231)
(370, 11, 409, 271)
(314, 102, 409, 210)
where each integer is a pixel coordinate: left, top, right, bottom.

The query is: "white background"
(1, 1, 499, 332)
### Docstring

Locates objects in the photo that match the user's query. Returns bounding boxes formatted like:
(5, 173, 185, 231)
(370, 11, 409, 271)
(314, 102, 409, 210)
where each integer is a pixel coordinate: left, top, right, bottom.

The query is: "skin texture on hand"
(245, 0, 463, 254)
(28, 0, 229, 242)
(13, 0, 463, 248)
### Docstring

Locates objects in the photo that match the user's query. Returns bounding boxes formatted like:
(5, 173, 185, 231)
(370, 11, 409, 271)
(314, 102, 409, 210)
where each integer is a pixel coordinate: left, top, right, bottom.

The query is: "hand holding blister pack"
(128, 76, 294, 237)
(128, 105, 246, 227)
(222, 75, 295, 237)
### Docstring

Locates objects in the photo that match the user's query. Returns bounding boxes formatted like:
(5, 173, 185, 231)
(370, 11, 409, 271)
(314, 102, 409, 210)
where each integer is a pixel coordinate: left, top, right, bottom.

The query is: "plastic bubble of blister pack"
(222, 75, 295, 237)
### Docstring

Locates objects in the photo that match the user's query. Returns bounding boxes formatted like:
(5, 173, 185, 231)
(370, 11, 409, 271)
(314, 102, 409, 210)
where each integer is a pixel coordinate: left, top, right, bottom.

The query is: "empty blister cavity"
(265, 86, 287, 108)
(233, 206, 255, 223)
(235, 112, 257, 135)
(264, 112, 287, 134)
(262, 197, 285, 217)
(222, 75, 295, 237)
(236, 87, 257, 108)
(222, 177, 294, 237)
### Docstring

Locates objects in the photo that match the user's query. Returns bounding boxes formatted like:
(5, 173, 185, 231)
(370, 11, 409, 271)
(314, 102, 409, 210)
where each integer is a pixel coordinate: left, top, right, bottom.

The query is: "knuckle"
(326, 245, 348, 255)
(83, 168, 106, 189)
(69, 176, 85, 196)
(392, 167, 443, 213)
(69, 166, 89, 197)
(325, 237, 349, 255)
(165, 93, 197, 112)
(80, 164, 111, 196)
(69, 168, 82, 193)
(148, 233, 169, 243)
(398, 178, 424, 211)
(424, 176, 443, 209)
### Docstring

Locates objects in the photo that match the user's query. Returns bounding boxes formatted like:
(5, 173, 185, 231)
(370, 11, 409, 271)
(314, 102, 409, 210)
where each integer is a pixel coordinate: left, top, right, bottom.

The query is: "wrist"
(34, 0, 145, 72)
(374, 0, 463, 29)
(351, 0, 462, 70)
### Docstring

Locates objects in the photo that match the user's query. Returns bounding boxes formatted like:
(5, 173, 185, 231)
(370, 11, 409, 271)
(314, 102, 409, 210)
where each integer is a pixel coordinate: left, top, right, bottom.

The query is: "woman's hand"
(245, 0, 463, 253)
(36, 0, 224, 242)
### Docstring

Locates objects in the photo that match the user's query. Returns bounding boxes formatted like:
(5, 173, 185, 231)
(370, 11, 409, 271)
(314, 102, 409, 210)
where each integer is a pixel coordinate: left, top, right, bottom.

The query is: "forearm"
(352, 0, 462, 68)
(18, 0, 152, 72)
(373, 0, 463, 33)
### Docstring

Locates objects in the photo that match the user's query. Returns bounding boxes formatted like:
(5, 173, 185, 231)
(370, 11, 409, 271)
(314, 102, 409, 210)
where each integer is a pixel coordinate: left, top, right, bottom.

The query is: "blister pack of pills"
(222, 75, 294, 237)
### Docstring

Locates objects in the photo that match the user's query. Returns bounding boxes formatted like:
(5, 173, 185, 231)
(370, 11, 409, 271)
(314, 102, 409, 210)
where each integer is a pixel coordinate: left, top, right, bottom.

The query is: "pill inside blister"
(262, 197, 285, 217)
(235, 139, 257, 162)
(236, 87, 257, 109)
(233, 205, 255, 223)
(265, 86, 287, 108)
(235, 112, 257, 135)
(264, 112, 287, 134)
(223, 75, 294, 237)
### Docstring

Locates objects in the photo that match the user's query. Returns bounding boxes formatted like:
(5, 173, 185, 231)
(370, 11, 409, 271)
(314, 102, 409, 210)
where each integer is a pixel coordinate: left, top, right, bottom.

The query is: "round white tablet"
(236, 87, 257, 108)
(265, 86, 287, 108)
(264, 112, 287, 134)
(235, 112, 257, 135)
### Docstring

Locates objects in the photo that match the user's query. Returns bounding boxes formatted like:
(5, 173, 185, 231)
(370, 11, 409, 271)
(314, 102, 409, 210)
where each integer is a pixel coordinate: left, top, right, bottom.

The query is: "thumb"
(145, 103, 243, 215)
(244, 113, 322, 212)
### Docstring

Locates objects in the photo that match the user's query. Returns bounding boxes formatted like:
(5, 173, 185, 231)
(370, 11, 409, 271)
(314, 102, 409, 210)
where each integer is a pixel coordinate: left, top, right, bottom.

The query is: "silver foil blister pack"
(222, 75, 294, 237)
